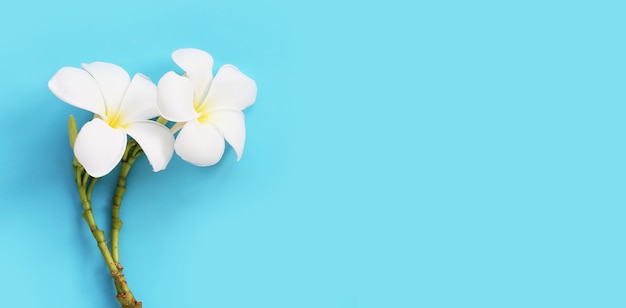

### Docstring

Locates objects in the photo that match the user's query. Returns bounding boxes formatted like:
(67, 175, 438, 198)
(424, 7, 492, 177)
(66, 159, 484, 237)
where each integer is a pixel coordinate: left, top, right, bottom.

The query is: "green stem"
(87, 177, 98, 201)
(111, 140, 143, 265)
(111, 117, 166, 267)
(76, 169, 117, 274)
(74, 164, 142, 308)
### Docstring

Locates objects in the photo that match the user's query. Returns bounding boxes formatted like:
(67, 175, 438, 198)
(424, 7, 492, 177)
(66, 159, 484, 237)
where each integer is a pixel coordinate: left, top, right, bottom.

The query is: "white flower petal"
(48, 67, 105, 116)
(81, 62, 131, 117)
(174, 120, 225, 166)
(211, 110, 246, 160)
(157, 71, 199, 122)
(204, 65, 257, 112)
(74, 118, 126, 178)
(126, 121, 175, 172)
(172, 48, 214, 102)
(119, 74, 158, 123)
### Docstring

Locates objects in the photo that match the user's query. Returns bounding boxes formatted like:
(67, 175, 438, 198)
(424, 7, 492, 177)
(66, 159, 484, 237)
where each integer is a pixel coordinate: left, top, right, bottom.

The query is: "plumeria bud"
(68, 114, 78, 149)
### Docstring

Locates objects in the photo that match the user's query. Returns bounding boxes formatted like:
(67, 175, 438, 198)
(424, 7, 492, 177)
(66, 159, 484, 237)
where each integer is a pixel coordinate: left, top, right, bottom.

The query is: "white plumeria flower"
(49, 62, 175, 177)
(157, 48, 257, 166)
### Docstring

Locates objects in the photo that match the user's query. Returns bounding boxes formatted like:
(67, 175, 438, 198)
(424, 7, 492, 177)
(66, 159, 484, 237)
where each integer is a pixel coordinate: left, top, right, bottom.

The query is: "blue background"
(1, 0, 625, 307)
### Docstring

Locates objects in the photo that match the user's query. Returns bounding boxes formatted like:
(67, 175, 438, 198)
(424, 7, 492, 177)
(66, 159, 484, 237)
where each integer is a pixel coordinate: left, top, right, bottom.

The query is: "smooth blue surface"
(1, 0, 625, 307)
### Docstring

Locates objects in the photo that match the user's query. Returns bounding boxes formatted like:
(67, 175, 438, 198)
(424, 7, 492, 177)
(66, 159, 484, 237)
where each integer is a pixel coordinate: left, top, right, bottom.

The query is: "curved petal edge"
(126, 121, 175, 172)
(74, 118, 127, 178)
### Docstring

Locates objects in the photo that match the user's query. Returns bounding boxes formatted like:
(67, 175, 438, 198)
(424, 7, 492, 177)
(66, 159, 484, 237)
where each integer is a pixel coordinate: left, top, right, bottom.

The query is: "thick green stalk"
(74, 164, 142, 308)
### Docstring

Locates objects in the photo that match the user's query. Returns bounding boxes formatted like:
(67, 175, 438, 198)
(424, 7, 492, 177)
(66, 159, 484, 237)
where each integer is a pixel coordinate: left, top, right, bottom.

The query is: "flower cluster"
(49, 48, 257, 177)
(49, 48, 257, 308)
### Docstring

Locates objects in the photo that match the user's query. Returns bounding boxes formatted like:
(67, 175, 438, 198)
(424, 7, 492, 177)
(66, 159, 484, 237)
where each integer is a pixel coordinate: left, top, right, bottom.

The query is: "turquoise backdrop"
(1, 0, 625, 307)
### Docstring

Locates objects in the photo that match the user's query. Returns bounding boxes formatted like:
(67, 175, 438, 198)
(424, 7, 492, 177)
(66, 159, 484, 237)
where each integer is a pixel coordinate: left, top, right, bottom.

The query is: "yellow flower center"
(106, 111, 127, 130)
(197, 111, 211, 124)
(194, 99, 212, 124)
